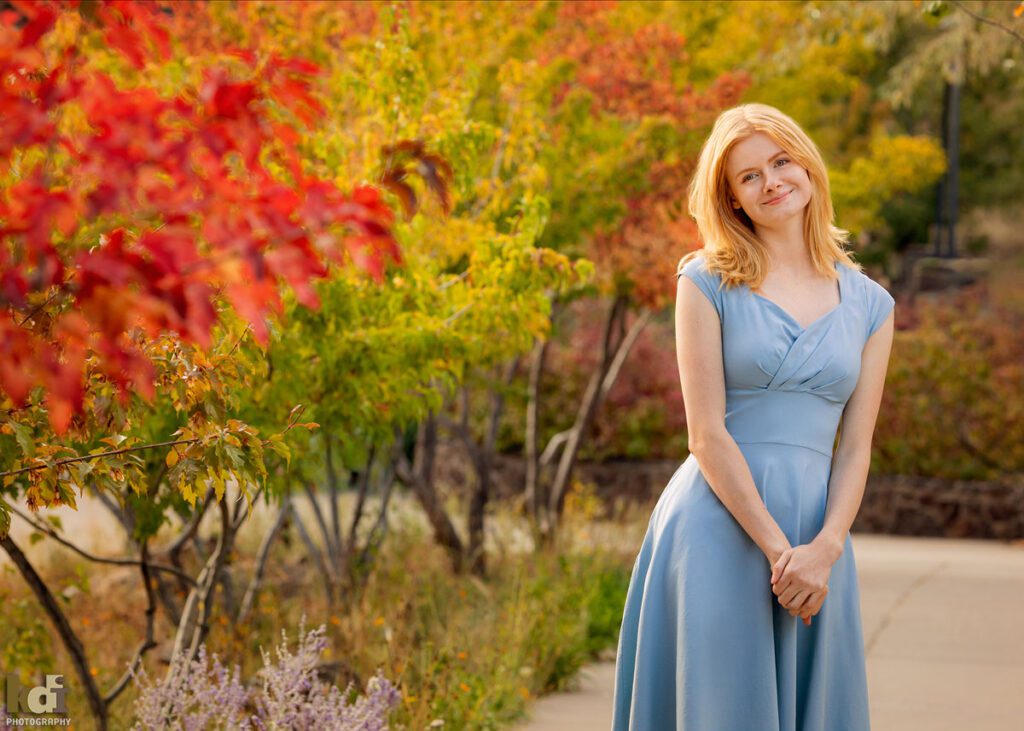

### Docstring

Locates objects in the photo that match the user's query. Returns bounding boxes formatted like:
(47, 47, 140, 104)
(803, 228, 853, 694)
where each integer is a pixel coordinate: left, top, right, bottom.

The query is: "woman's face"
(724, 132, 812, 229)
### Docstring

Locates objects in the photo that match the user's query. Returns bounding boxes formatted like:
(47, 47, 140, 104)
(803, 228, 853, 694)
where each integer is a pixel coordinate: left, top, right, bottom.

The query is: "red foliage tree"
(0, 0, 405, 434)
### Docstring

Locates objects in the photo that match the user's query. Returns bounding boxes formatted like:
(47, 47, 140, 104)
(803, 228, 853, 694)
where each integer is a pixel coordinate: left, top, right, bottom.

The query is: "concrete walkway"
(514, 534, 1024, 731)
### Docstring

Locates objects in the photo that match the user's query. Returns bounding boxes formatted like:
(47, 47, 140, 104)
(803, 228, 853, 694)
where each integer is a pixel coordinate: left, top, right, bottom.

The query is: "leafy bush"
(875, 280, 1023, 479)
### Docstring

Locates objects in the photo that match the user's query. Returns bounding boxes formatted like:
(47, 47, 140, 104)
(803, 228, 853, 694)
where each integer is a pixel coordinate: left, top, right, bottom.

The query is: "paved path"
(514, 534, 1024, 731)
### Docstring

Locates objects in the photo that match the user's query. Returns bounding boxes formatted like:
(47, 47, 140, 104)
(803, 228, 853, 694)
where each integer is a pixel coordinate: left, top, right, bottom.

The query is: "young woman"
(611, 103, 894, 730)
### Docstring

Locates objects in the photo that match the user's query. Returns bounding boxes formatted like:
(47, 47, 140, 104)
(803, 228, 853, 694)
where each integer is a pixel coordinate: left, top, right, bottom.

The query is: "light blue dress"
(611, 252, 894, 731)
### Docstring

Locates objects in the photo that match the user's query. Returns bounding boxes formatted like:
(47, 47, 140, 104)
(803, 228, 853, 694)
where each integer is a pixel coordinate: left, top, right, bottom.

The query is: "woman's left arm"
(771, 302, 895, 615)
(813, 307, 896, 559)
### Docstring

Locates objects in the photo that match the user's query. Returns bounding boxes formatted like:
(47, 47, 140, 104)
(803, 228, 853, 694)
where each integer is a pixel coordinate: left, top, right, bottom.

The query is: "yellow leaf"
(179, 475, 196, 507)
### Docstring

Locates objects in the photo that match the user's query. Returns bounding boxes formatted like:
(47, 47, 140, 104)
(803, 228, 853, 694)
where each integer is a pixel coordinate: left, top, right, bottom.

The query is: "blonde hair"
(677, 103, 861, 289)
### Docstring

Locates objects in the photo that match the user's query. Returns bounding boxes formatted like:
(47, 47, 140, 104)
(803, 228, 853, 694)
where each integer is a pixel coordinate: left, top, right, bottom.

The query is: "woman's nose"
(763, 173, 782, 192)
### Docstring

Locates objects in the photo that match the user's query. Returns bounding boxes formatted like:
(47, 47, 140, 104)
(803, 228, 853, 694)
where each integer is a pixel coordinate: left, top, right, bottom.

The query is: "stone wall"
(456, 448, 1024, 541)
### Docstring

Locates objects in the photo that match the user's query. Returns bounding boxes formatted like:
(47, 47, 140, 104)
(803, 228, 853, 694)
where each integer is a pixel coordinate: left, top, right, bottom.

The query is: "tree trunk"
(1, 535, 108, 730)
(542, 297, 652, 541)
(394, 415, 465, 573)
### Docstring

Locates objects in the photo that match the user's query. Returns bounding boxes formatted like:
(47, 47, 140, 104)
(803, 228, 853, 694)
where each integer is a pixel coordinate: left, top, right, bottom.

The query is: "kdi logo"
(5, 673, 68, 715)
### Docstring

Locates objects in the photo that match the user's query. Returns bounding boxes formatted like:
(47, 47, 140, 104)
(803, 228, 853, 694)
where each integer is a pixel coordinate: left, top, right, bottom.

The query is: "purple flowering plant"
(131, 624, 401, 730)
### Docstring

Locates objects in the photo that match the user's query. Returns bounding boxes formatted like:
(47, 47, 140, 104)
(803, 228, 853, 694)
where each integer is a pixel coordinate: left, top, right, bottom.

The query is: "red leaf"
(207, 79, 259, 119)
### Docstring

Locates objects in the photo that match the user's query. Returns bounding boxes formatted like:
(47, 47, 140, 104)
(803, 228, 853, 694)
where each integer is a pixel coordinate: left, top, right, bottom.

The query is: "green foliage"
(0, 587, 56, 683)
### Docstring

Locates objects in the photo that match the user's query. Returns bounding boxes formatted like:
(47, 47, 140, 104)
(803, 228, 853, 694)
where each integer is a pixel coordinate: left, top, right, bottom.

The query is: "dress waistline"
(724, 388, 843, 458)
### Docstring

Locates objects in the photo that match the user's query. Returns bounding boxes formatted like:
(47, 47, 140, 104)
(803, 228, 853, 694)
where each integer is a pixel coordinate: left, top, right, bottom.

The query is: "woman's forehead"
(726, 134, 788, 173)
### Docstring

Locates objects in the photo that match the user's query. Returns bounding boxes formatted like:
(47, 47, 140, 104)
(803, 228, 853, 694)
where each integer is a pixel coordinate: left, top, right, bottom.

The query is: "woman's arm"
(813, 306, 896, 557)
(675, 273, 790, 565)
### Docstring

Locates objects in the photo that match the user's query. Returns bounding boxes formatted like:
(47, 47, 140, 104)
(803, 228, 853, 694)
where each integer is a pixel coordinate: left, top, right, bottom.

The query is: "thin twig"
(5, 501, 196, 586)
(2, 401, 311, 479)
(0, 438, 198, 479)
(950, 1, 1024, 45)
(237, 496, 290, 625)
(103, 540, 158, 704)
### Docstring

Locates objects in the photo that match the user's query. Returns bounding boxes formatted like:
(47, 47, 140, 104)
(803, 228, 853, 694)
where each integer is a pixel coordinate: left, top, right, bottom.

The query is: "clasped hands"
(770, 539, 839, 627)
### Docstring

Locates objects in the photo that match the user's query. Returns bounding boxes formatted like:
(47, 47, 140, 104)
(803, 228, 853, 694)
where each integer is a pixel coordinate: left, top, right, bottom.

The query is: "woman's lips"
(765, 190, 791, 205)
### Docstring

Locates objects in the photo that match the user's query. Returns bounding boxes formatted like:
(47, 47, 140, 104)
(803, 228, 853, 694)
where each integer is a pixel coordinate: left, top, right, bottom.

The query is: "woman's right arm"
(675, 272, 791, 566)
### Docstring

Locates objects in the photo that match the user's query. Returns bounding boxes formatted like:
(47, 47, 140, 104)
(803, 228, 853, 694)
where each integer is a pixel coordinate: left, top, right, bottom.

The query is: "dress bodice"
(678, 253, 895, 457)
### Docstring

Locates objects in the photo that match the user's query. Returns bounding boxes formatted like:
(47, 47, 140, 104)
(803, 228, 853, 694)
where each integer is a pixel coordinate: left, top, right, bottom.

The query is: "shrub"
(131, 625, 401, 730)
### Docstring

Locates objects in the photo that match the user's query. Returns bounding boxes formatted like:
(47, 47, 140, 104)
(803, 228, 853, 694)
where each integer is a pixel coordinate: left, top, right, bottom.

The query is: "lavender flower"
(131, 645, 249, 730)
(130, 624, 402, 730)
(251, 623, 401, 731)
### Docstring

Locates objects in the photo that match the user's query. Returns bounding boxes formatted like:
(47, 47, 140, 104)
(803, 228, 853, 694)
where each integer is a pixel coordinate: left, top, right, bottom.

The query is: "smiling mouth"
(765, 191, 791, 205)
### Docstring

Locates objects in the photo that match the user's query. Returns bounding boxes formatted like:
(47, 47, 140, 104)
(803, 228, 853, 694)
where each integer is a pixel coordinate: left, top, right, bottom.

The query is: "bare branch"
(1, 534, 108, 728)
(5, 501, 196, 586)
(0, 438, 198, 479)
(950, 1, 1024, 45)
(159, 489, 214, 555)
(103, 541, 158, 704)
(290, 498, 336, 602)
(237, 496, 290, 625)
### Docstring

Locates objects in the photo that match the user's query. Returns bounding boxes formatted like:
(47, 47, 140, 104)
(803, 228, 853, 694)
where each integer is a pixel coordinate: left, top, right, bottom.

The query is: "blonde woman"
(611, 103, 894, 730)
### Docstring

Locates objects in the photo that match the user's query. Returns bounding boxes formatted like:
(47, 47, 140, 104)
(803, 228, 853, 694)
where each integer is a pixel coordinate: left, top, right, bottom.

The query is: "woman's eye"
(743, 158, 789, 182)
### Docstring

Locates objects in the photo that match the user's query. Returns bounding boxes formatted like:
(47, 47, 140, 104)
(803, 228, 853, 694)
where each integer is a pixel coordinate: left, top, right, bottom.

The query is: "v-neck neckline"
(748, 261, 844, 332)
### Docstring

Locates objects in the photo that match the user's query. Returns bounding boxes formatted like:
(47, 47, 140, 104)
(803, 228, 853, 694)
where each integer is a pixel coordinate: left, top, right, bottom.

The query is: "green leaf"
(223, 445, 245, 468)
(0, 504, 9, 539)
(11, 423, 35, 459)
(56, 480, 78, 510)
(265, 438, 291, 466)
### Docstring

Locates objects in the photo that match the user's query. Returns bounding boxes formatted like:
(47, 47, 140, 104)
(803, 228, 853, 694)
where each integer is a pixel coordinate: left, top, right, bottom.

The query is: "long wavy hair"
(677, 103, 861, 289)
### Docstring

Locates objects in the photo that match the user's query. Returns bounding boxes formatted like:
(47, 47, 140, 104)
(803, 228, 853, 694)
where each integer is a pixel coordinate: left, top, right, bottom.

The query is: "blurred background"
(0, 1, 1021, 729)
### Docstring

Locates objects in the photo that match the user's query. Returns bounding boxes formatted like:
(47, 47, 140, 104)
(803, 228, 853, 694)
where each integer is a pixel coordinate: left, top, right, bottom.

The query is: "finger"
(809, 591, 828, 616)
(785, 589, 811, 613)
(779, 586, 804, 607)
(804, 591, 826, 617)
(773, 573, 793, 596)
(771, 551, 793, 584)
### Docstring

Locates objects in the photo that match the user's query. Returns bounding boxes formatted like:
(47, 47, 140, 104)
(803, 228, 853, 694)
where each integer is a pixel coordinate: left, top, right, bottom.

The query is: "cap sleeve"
(677, 254, 725, 321)
(866, 278, 895, 338)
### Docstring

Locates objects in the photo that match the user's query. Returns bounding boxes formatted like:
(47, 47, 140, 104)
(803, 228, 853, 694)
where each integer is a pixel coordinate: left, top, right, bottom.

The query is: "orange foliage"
(540, 1, 750, 308)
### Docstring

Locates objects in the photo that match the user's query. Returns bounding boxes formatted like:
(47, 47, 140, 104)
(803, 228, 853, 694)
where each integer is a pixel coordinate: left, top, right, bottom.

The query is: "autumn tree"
(0, 2, 447, 726)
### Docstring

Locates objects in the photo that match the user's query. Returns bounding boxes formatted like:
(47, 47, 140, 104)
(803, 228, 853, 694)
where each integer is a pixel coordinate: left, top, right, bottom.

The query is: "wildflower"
(130, 624, 402, 730)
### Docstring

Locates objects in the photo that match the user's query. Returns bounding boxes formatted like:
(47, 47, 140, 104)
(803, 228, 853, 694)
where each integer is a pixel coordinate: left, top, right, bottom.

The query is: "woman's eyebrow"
(735, 151, 788, 177)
